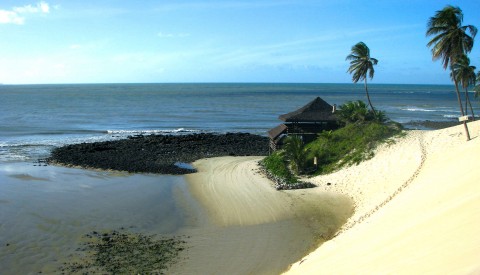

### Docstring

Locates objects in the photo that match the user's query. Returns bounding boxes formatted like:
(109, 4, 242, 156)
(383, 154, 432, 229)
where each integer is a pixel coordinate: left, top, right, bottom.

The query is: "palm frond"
(426, 5, 476, 69)
(346, 42, 377, 83)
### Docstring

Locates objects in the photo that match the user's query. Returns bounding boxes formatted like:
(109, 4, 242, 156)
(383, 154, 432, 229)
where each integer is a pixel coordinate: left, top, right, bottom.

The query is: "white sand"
(182, 156, 353, 275)
(186, 156, 353, 228)
(286, 120, 480, 274)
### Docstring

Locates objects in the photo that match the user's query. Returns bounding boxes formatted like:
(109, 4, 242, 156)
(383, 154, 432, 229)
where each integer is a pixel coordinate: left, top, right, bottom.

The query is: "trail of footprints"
(336, 134, 427, 236)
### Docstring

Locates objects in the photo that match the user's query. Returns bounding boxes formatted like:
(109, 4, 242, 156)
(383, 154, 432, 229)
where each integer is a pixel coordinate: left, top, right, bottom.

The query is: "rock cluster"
(403, 120, 459, 130)
(258, 163, 316, 190)
(60, 229, 187, 274)
(47, 133, 269, 174)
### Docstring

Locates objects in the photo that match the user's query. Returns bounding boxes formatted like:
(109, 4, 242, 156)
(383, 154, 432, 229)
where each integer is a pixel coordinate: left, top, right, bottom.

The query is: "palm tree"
(426, 5, 477, 140)
(346, 42, 378, 114)
(282, 135, 309, 175)
(337, 100, 370, 124)
(451, 54, 476, 120)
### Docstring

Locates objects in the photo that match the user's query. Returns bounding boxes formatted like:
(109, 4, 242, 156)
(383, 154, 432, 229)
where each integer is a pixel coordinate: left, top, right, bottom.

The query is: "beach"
(2, 83, 480, 273)
(2, 121, 478, 273)
(181, 121, 480, 274)
(283, 120, 480, 274)
(171, 156, 353, 274)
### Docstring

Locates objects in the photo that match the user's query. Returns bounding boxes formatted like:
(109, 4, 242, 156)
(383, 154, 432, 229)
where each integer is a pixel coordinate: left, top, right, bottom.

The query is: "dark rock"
(47, 133, 269, 175)
(403, 120, 460, 130)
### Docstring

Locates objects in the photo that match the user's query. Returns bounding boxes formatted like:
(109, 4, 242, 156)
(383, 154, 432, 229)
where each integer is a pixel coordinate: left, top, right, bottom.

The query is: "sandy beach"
(2, 120, 479, 274)
(285, 120, 480, 274)
(184, 121, 480, 274)
(178, 156, 353, 274)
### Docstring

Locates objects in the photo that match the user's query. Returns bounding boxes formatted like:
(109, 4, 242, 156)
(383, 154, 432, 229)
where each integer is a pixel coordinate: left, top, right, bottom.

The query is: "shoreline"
(43, 120, 456, 175)
(171, 120, 480, 274)
(177, 156, 353, 274)
(21, 119, 479, 273)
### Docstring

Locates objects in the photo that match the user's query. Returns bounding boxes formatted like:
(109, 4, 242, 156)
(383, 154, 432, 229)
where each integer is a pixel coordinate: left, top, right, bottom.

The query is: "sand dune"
(286, 120, 480, 274)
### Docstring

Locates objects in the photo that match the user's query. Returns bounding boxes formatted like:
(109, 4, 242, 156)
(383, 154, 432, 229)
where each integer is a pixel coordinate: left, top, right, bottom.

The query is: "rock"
(47, 133, 269, 175)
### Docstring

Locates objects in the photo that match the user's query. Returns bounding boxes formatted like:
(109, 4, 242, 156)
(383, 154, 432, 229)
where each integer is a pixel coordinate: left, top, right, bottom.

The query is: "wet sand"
(179, 156, 353, 274)
(0, 158, 353, 274)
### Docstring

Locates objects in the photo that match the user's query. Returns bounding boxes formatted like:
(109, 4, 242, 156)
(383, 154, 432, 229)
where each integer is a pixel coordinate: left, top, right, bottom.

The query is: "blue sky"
(0, 0, 479, 84)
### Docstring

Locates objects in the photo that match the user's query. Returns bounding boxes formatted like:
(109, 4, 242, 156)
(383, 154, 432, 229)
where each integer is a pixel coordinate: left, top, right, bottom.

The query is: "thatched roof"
(268, 124, 287, 139)
(279, 97, 337, 122)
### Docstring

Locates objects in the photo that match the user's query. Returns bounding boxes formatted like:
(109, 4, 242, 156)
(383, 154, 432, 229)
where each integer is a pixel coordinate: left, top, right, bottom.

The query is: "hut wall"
(286, 122, 339, 143)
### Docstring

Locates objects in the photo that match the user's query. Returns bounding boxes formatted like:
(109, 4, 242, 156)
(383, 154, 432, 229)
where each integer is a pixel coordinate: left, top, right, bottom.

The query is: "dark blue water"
(1, 83, 477, 162)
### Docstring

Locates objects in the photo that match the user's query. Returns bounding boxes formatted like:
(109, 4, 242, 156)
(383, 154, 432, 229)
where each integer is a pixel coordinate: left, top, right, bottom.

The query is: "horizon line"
(0, 82, 456, 86)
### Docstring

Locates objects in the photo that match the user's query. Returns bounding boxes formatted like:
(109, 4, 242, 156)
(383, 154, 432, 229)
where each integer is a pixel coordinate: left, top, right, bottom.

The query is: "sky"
(0, 0, 479, 85)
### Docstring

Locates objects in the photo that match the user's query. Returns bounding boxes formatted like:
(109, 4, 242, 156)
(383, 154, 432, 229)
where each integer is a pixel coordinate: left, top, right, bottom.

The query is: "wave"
(106, 128, 201, 135)
(401, 107, 437, 112)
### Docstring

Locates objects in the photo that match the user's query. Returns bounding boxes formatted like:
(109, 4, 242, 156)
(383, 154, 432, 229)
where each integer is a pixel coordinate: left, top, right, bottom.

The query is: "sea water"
(1, 83, 477, 163)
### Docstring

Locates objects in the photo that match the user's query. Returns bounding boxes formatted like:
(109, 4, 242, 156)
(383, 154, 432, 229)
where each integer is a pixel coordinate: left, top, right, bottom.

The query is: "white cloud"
(13, 1, 50, 14)
(0, 1, 50, 24)
(0, 10, 24, 24)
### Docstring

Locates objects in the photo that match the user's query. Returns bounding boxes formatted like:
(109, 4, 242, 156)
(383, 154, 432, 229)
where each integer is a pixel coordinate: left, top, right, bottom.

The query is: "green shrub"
(261, 151, 298, 184)
(282, 135, 310, 175)
(337, 100, 389, 125)
(305, 121, 402, 175)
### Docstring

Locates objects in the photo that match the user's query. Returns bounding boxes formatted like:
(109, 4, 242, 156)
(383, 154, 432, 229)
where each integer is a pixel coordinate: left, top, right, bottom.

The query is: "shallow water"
(0, 163, 192, 274)
(0, 162, 353, 274)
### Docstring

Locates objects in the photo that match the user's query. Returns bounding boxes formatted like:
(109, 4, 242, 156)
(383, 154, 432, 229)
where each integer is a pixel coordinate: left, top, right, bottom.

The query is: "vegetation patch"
(262, 101, 403, 188)
(60, 229, 187, 274)
(306, 121, 402, 175)
(259, 152, 315, 190)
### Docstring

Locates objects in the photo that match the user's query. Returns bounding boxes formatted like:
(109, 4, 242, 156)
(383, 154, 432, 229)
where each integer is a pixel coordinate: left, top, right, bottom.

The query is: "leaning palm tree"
(426, 5, 477, 140)
(451, 54, 476, 120)
(346, 42, 378, 114)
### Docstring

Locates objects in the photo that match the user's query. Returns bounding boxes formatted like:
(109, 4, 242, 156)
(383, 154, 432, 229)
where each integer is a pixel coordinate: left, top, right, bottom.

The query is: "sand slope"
(181, 156, 353, 275)
(286, 121, 480, 274)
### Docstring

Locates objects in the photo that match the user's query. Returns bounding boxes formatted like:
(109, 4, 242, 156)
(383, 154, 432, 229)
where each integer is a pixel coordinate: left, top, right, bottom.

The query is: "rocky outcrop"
(48, 133, 269, 174)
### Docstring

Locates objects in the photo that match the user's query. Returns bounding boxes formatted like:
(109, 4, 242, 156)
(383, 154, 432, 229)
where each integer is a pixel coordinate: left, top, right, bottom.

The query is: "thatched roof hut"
(268, 97, 339, 151)
(279, 97, 337, 122)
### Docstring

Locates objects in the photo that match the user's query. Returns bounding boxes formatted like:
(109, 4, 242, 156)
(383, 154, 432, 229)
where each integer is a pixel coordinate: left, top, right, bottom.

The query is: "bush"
(305, 121, 402, 175)
(337, 100, 389, 125)
(260, 153, 316, 190)
(261, 152, 297, 184)
(282, 135, 310, 175)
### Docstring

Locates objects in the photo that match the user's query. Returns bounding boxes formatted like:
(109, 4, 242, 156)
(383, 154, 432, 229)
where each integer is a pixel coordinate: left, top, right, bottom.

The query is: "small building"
(268, 97, 339, 151)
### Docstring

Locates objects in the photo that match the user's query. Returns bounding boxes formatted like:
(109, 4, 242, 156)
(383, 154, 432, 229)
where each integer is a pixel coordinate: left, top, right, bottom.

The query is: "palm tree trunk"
(465, 88, 476, 121)
(364, 78, 376, 115)
(453, 76, 471, 141)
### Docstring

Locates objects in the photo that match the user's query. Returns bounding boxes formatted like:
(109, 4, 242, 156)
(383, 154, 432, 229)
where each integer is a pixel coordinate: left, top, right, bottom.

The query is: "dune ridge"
(286, 120, 480, 274)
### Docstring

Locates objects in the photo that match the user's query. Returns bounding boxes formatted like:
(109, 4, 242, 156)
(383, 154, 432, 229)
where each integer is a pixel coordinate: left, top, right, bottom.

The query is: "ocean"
(1, 83, 477, 163)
